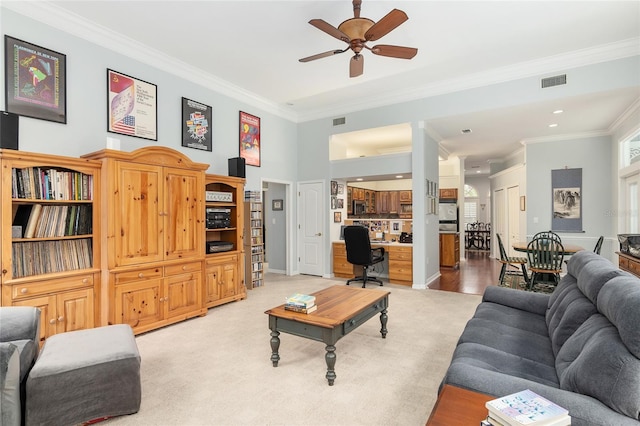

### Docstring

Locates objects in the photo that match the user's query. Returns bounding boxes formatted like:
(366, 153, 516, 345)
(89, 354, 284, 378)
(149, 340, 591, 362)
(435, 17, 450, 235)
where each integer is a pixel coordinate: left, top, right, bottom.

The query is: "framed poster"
(107, 69, 157, 141)
(239, 111, 260, 166)
(331, 180, 338, 195)
(272, 199, 283, 211)
(181, 97, 212, 151)
(4, 35, 67, 123)
(334, 212, 342, 223)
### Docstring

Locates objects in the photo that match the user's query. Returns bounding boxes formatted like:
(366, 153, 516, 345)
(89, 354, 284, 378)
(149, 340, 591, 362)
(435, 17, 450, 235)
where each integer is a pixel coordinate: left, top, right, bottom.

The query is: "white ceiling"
(7, 1, 640, 176)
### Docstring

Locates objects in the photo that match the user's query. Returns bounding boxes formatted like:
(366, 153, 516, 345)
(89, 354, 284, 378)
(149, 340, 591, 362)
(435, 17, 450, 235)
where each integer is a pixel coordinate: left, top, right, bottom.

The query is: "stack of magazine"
(483, 389, 570, 426)
(284, 293, 317, 314)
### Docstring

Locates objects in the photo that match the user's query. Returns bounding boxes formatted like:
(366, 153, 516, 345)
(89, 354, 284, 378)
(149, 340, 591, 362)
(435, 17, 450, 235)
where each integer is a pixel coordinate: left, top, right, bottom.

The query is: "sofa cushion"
(457, 315, 555, 366)
(450, 342, 560, 387)
(556, 314, 640, 420)
(597, 275, 640, 358)
(9, 339, 37, 382)
(546, 276, 599, 356)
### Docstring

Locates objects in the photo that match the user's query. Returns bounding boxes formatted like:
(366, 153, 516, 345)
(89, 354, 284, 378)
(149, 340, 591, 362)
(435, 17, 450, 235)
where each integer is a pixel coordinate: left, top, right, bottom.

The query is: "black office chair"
(343, 225, 385, 288)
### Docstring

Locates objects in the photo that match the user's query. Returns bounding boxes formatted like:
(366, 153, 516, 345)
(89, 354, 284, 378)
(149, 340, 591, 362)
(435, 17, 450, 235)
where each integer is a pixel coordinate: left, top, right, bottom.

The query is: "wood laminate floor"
(429, 250, 500, 295)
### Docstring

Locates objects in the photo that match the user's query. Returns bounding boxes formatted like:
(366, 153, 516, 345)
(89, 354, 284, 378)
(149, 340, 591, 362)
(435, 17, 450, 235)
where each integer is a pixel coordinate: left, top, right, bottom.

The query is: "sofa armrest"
(0, 307, 40, 343)
(442, 363, 639, 425)
(482, 286, 550, 315)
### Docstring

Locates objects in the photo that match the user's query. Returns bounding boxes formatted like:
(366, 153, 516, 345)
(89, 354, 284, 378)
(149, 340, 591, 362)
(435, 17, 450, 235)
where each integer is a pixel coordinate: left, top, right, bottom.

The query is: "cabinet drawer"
(206, 254, 238, 267)
(333, 243, 347, 257)
(628, 259, 640, 275)
(389, 246, 412, 261)
(165, 261, 202, 276)
(389, 261, 412, 281)
(115, 267, 163, 284)
(11, 274, 94, 300)
(619, 257, 629, 269)
(334, 258, 354, 275)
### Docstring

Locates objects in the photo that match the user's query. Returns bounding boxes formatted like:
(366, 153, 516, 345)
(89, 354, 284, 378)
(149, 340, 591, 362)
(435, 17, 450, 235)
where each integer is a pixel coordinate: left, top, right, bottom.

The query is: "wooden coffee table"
(426, 385, 494, 425)
(265, 285, 390, 386)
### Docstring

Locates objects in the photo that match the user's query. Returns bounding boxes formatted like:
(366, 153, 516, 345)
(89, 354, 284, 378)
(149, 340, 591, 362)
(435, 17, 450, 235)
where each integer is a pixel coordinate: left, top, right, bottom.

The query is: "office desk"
(332, 241, 413, 286)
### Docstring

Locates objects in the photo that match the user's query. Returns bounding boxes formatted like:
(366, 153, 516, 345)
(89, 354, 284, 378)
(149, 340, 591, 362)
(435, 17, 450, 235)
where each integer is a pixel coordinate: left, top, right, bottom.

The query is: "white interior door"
(493, 188, 505, 258)
(507, 185, 521, 257)
(298, 181, 324, 276)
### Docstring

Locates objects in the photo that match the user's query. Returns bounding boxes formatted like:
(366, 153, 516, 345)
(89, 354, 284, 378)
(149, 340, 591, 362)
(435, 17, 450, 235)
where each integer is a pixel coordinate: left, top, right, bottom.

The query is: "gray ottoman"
(25, 325, 141, 426)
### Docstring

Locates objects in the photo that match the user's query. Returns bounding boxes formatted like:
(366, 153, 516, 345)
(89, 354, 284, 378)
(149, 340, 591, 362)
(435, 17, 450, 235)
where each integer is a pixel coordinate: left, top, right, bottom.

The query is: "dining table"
(512, 241, 585, 255)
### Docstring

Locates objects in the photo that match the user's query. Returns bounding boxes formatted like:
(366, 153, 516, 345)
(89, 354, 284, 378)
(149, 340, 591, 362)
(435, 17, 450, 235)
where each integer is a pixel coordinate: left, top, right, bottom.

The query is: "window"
(464, 201, 478, 223)
(464, 184, 478, 198)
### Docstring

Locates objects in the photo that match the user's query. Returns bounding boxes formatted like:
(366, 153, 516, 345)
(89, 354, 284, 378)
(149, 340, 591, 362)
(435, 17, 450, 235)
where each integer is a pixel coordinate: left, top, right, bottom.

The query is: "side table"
(426, 384, 494, 426)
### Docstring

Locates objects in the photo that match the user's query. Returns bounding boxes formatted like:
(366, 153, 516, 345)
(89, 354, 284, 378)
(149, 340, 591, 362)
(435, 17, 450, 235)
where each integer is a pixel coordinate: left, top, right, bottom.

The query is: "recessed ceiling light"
(395, 175, 403, 179)
(553, 109, 563, 114)
(549, 123, 558, 128)
(476, 170, 481, 174)
(356, 178, 363, 181)
(461, 129, 472, 134)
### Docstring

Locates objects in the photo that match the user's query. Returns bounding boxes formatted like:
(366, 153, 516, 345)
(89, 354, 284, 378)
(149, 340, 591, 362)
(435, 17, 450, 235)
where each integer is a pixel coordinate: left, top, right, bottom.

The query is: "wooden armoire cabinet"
(1, 149, 101, 343)
(83, 147, 208, 334)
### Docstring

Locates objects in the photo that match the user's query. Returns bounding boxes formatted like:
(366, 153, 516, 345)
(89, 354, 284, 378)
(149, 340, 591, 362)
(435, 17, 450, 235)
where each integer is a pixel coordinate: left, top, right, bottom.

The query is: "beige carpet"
(105, 274, 482, 426)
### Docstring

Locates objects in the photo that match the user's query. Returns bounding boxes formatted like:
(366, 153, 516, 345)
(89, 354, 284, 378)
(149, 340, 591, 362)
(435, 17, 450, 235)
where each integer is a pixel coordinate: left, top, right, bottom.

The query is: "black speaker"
(0, 111, 19, 150)
(228, 157, 246, 178)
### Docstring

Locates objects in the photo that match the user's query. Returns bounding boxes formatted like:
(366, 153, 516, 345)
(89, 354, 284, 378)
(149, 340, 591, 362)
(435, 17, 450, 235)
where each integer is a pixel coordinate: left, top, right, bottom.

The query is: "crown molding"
(609, 96, 640, 133)
(5, 2, 639, 125)
(2, 1, 298, 122)
(521, 130, 611, 145)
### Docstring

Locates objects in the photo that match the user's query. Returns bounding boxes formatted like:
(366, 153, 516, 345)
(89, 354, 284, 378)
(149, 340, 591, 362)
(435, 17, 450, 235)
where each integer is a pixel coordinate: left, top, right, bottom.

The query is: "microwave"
(353, 200, 366, 215)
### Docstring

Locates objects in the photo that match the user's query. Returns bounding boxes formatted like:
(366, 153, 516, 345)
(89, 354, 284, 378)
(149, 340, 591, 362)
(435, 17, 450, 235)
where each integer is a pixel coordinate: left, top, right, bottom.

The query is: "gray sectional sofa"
(440, 250, 640, 425)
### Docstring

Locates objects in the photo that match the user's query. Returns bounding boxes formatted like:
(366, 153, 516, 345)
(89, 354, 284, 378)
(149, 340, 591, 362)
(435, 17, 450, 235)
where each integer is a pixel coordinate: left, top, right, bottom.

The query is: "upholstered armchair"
(0, 307, 41, 426)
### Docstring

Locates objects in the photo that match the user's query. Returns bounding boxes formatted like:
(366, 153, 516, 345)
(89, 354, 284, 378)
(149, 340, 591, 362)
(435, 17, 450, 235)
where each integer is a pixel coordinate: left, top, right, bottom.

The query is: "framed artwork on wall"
(4, 35, 67, 123)
(272, 199, 283, 211)
(334, 212, 342, 223)
(239, 111, 261, 166)
(181, 97, 212, 151)
(107, 69, 157, 140)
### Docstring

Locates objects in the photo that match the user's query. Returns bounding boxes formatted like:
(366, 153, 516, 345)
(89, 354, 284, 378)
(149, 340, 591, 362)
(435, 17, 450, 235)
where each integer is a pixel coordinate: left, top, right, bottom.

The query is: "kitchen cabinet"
(440, 233, 460, 268)
(439, 188, 458, 200)
(399, 191, 412, 202)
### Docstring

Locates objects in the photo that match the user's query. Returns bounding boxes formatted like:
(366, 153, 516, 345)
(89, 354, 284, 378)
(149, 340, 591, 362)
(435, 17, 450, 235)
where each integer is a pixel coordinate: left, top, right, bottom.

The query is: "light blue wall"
(525, 135, 614, 254)
(263, 183, 287, 273)
(1, 8, 298, 189)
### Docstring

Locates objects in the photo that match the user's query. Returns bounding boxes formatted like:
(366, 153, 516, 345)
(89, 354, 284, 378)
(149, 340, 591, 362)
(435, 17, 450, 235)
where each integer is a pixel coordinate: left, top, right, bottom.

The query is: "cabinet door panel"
(166, 272, 201, 319)
(220, 262, 237, 299)
(165, 168, 203, 261)
(57, 288, 94, 333)
(115, 162, 163, 266)
(115, 279, 163, 330)
(14, 294, 56, 343)
(204, 264, 222, 304)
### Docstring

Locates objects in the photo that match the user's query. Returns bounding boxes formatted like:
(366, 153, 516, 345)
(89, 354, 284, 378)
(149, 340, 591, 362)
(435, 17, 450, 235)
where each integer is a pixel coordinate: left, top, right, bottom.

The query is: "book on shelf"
(485, 389, 570, 426)
(24, 204, 42, 238)
(285, 293, 316, 308)
(284, 303, 317, 314)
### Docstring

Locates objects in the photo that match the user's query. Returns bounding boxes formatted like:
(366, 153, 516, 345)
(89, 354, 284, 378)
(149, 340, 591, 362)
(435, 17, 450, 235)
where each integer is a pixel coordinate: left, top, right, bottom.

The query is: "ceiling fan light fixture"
(338, 18, 374, 40)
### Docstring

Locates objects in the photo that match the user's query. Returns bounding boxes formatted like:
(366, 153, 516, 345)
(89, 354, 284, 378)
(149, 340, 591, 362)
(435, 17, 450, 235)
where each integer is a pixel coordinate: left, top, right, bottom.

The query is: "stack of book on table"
(483, 389, 571, 426)
(284, 293, 317, 314)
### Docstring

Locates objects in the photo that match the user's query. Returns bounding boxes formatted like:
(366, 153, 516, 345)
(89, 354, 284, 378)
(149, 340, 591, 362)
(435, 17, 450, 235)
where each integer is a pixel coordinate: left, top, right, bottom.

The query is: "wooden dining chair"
(496, 233, 529, 287)
(526, 237, 565, 290)
(532, 230, 562, 243)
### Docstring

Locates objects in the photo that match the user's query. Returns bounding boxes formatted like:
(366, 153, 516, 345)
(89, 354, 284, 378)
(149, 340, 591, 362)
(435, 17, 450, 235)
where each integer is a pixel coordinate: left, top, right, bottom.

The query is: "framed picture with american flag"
(107, 69, 157, 141)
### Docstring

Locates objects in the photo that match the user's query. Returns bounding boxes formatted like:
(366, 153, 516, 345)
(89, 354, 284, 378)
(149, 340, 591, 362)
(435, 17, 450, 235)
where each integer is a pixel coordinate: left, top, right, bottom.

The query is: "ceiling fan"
(299, 0, 418, 78)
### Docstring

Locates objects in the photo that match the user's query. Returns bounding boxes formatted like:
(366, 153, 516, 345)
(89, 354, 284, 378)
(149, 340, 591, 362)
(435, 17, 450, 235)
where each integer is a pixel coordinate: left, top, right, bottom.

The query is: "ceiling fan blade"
(370, 44, 418, 59)
(309, 19, 350, 43)
(350, 54, 364, 78)
(364, 9, 408, 41)
(299, 48, 348, 63)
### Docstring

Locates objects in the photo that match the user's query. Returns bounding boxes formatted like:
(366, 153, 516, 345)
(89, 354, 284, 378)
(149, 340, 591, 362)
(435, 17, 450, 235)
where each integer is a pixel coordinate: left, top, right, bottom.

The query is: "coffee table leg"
(325, 344, 337, 386)
(379, 308, 388, 338)
(270, 330, 280, 367)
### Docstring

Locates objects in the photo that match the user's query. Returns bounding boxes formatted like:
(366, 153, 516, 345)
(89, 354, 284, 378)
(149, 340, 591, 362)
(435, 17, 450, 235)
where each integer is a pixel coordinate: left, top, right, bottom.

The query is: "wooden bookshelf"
(244, 193, 264, 289)
(1, 149, 102, 343)
(203, 174, 246, 308)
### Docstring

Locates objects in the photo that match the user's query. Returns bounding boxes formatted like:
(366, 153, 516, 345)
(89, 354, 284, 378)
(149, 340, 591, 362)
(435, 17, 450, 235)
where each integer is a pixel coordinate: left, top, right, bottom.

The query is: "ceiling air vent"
(541, 74, 567, 88)
(333, 117, 346, 126)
